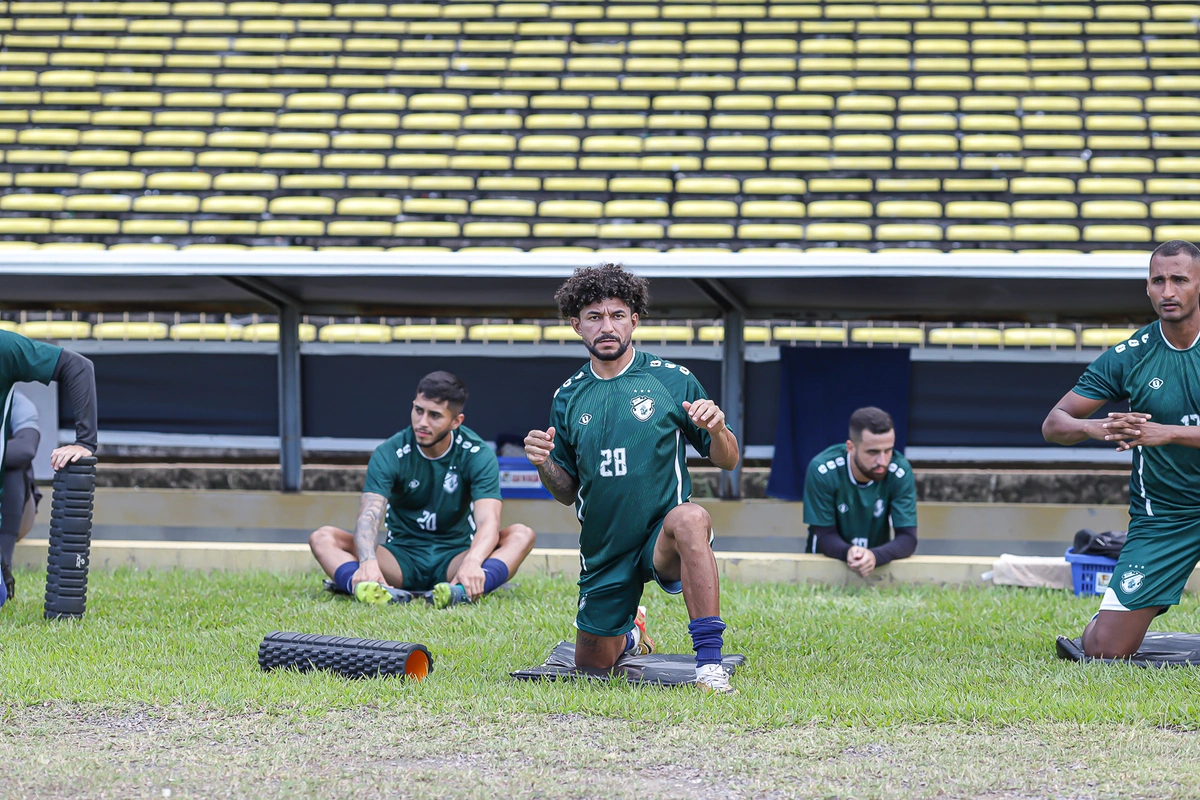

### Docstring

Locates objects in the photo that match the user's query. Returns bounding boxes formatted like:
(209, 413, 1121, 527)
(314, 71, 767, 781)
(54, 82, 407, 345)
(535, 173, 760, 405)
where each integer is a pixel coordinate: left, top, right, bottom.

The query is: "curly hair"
(553, 263, 651, 319)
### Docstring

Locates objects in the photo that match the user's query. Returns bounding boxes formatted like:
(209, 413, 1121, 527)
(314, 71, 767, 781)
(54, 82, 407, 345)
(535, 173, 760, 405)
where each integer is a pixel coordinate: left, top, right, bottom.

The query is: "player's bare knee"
(673, 504, 712, 539)
(308, 525, 337, 551)
(514, 523, 537, 552)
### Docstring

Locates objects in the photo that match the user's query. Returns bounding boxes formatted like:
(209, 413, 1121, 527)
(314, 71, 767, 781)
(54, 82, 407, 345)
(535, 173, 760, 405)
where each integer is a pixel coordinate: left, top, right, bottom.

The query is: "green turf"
(5, 568, 1200, 797)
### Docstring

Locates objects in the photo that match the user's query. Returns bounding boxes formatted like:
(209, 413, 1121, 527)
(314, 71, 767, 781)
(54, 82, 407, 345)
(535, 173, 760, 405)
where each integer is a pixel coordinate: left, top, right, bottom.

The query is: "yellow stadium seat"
(772, 325, 847, 343)
(1081, 328, 1140, 348)
(1082, 200, 1148, 219)
(468, 323, 542, 342)
(928, 328, 1002, 347)
(875, 224, 944, 241)
(19, 321, 93, 339)
(741, 200, 804, 218)
(92, 321, 170, 340)
(1083, 225, 1152, 242)
(1002, 328, 1078, 347)
(629, 325, 695, 343)
(542, 325, 582, 342)
(850, 327, 923, 345)
(317, 323, 393, 343)
(1013, 200, 1078, 219)
(391, 324, 467, 342)
(539, 200, 602, 218)
(604, 199, 668, 218)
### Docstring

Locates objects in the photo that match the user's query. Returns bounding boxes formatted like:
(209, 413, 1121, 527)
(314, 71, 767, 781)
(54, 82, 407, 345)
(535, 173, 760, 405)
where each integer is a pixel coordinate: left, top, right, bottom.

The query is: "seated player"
(0, 392, 44, 602)
(803, 407, 918, 578)
(1043, 239, 1200, 658)
(308, 371, 536, 609)
(524, 263, 741, 693)
(0, 331, 98, 611)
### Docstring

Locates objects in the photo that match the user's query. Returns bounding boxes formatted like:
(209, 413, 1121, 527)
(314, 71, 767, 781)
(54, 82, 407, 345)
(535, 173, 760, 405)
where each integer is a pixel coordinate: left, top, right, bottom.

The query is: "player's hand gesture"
(353, 558, 389, 589)
(525, 426, 556, 466)
(1103, 413, 1175, 450)
(683, 400, 727, 433)
(451, 559, 486, 600)
(50, 444, 93, 471)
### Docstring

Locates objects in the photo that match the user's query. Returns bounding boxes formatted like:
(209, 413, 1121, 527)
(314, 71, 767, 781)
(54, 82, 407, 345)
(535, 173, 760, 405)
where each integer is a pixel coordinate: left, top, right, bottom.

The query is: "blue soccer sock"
(481, 558, 509, 595)
(689, 615, 726, 667)
(333, 561, 359, 595)
(0, 575, 7, 609)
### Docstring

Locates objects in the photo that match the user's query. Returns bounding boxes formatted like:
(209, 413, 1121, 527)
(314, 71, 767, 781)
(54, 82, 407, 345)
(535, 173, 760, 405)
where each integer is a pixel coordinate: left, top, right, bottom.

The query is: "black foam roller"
(44, 458, 96, 621)
(257, 631, 433, 680)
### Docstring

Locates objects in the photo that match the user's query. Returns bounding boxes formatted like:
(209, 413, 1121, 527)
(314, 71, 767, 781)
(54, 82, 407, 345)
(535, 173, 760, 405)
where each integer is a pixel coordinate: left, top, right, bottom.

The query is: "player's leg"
(307, 525, 410, 604)
(573, 580, 650, 670)
(432, 523, 538, 608)
(652, 502, 733, 693)
(0, 467, 27, 603)
(1080, 516, 1200, 658)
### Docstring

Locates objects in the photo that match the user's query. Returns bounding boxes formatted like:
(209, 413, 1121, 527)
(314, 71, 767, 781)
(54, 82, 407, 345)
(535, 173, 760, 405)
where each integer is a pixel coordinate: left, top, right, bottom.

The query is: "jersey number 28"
(599, 447, 627, 477)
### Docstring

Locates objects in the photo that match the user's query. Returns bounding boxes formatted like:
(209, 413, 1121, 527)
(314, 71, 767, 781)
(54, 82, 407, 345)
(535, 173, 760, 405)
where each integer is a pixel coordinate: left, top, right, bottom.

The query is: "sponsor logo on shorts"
(443, 472, 459, 493)
(1149, 377, 1164, 390)
(579, 413, 592, 425)
(578, 594, 587, 611)
(630, 395, 655, 421)
(1120, 569, 1145, 594)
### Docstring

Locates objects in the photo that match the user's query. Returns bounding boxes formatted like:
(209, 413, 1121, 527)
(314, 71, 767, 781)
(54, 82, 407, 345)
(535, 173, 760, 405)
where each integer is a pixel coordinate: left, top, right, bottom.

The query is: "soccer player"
(0, 331, 98, 609)
(803, 406, 918, 578)
(308, 371, 536, 609)
(1043, 239, 1200, 658)
(524, 264, 741, 693)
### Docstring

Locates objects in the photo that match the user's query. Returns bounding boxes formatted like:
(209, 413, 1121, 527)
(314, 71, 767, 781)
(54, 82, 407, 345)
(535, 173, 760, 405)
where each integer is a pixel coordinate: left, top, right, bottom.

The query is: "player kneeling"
(309, 371, 536, 608)
(525, 264, 740, 693)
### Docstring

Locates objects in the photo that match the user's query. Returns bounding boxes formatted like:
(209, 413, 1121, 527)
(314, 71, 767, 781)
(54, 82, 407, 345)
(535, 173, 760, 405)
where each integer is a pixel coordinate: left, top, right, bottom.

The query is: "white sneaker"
(694, 663, 736, 694)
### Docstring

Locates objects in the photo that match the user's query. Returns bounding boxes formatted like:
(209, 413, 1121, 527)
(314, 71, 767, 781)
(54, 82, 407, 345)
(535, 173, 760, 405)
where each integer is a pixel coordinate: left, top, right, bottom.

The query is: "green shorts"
(574, 524, 712, 638)
(381, 540, 466, 593)
(1100, 514, 1200, 613)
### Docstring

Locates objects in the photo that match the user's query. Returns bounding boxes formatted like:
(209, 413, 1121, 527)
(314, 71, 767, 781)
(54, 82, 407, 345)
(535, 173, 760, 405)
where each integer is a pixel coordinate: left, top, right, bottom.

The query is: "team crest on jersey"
(837, 503, 849, 513)
(408, 479, 420, 489)
(1149, 377, 1164, 390)
(630, 395, 655, 421)
(1120, 569, 1145, 594)
(580, 413, 592, 425)
(874, 499, 885, 518)
(443, 472, 459, 493)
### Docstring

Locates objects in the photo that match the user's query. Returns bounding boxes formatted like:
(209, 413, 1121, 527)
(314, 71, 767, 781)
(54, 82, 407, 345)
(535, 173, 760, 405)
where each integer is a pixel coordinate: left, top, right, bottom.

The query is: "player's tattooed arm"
(537, 457, 580, 506)
(353, 492, 387, 562)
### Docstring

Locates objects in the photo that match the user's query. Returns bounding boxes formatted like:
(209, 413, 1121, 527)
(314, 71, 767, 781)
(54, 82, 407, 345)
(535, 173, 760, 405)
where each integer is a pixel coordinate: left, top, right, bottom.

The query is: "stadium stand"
(0, 0, 1196, 253)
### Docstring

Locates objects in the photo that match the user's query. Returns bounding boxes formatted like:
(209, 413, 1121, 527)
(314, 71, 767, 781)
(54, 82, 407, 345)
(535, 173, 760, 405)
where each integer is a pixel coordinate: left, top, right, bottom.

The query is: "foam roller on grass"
(257, 631, 433, 680)
(44, 457, 96, 621)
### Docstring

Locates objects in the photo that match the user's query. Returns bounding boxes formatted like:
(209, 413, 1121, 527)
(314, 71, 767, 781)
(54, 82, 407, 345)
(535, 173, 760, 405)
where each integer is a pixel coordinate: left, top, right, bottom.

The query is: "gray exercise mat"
(512, 641, 745, 685)
(1056, 632, 1200, 667)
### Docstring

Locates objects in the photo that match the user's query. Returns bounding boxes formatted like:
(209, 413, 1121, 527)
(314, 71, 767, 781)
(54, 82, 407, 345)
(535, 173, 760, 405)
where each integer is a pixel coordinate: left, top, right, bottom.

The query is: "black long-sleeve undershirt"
(51, 349, 98, 452)
(809, 525, 918, 565)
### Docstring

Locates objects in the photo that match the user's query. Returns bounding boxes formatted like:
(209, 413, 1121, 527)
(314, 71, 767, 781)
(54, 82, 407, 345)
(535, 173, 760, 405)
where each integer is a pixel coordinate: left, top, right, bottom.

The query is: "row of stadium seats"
(2, 317, 1143, 346)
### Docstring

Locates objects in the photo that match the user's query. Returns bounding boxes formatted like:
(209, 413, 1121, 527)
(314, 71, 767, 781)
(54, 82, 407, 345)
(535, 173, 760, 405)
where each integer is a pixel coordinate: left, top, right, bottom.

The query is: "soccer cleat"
(323, 578, 348, 596)
(630, 604, 655, 656)
(694, 663, 736, 694)
(429, 582, 470, 609)
(353, 581, 414, 605)
(1, 560, 13, 603)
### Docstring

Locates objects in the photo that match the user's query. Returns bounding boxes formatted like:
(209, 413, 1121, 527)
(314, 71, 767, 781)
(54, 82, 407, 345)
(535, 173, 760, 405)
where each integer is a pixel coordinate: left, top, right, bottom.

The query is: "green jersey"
(547, 349, 712, 582)
(363, 425, 502, 550)
(1074, 321, 1200, 518)
(802, 443, 917, 549)
(0, 331, 62, 479)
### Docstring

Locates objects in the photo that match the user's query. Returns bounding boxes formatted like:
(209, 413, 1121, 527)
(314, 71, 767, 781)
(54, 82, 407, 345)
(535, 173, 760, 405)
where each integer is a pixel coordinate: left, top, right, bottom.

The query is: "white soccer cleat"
(694, 663, 736, 694)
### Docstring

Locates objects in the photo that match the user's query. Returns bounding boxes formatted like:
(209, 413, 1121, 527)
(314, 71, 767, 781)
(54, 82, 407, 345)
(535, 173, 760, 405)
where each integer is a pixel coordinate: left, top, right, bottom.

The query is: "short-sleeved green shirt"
(0, 331, 62, 480)
(1073, 321, 1200, 518)
(802, 443, 918, 550)
(362, 425, 502, 551)
(547, 349, 712, 587)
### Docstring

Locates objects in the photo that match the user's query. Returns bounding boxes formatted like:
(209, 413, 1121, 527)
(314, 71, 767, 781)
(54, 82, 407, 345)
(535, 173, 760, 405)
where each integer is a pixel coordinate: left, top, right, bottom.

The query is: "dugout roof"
(0, 250, 1150, 320)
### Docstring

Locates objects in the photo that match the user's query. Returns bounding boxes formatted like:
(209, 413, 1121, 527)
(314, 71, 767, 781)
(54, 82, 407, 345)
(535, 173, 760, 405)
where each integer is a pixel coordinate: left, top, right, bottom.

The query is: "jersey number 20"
(599, 447, 628, 477)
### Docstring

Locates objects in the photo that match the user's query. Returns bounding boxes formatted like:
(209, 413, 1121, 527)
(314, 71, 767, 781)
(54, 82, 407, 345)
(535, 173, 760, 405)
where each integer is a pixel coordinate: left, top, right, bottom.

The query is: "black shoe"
(1, 560, 14, 602)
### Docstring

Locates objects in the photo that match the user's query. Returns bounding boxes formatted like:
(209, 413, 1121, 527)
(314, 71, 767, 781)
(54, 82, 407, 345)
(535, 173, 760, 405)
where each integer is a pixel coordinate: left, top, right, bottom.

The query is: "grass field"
(5, 567, 1200, 799)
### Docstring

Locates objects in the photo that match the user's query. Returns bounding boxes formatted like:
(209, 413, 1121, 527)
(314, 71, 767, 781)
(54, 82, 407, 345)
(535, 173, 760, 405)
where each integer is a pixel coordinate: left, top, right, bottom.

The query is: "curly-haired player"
(525, 264, 740, 693)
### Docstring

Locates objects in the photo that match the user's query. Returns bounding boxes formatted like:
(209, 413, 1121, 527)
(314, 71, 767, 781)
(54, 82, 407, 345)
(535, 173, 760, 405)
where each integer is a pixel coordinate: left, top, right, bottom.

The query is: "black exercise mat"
(1056, 632, 1200, 667)
(512, 640, 746, 685)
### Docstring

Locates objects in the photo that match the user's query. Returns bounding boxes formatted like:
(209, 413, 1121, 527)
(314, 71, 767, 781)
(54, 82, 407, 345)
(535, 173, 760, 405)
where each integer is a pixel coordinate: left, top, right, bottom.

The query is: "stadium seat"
(697, 325, 771, 343)
(1002, 328, 1078, 347)
(850, 327, 924, 345)
(468, 324, 542, 342)
(239, 322, 319, 342)
(170, 323, 245, 341)
(1081, 328, 1140, 348)
(928, 328, 1002, 347)
(630, 325, 694, 343)
(318, 323, 393, 343)
(542, 325, 582, 341)
(92, 321, 170, 340)
(772, 326, 848, 343)
(18, 321, 92, 339)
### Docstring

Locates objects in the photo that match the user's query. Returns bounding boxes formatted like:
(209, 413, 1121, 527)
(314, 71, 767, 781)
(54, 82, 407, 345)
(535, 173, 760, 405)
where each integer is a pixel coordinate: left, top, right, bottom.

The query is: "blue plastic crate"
(497, 456, 551, 499)
(1064, 547, 1119, 597)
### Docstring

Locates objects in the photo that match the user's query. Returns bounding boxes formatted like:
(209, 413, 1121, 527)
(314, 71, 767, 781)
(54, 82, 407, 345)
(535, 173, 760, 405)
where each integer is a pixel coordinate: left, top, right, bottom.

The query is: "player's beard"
(585, 334, 631, 362)
(855, 453, 886, 482)
(418, 426, 453, 449)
